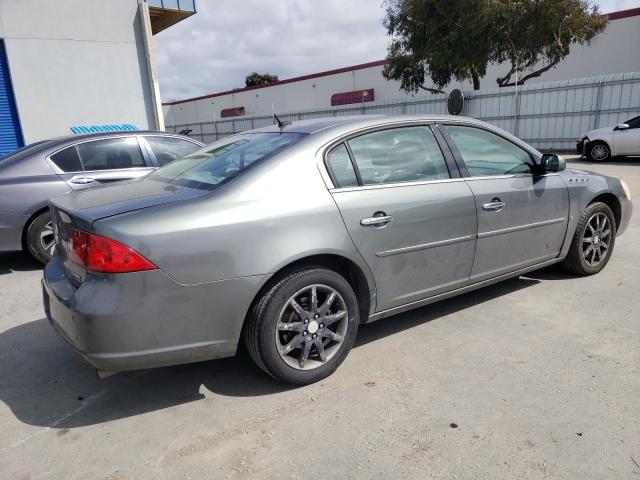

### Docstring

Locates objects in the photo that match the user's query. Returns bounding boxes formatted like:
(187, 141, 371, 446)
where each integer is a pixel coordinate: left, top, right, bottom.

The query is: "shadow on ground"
(0, 274, 543, 429)
(569, 156, 640, 167)
(0, 252, 42, 275)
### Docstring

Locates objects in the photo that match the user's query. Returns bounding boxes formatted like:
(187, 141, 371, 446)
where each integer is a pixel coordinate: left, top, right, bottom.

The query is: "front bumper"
(42, 257, 267, 372)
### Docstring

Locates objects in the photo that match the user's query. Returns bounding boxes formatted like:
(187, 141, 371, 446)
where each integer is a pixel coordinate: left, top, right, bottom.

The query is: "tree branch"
(417, 84, 445, 94)
(499, 60, 560, 87)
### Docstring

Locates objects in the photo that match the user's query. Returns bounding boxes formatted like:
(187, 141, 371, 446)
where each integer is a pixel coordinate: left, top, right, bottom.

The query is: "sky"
(153, 0, 640, 102)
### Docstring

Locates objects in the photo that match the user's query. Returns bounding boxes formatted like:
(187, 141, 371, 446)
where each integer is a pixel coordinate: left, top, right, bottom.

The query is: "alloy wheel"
(39, 221, 56, 255)
(275, 284, 349, 370)
(582, 213, 611, 267)
(590, 144, 609, 161)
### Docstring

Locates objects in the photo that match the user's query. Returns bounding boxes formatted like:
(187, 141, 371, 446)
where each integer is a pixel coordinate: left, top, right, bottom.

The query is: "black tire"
(587, 141, 611, 162)
(26, 212, 55, 264)
(560, 202, 616, 276)
(244, 267, 359, 385)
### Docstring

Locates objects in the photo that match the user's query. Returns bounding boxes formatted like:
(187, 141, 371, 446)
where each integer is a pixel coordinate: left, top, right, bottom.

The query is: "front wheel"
(560, 202, 616, 275)
(244, 268, 359, 385)
(587, 142, 611, 162)
(26, 212, 55, 264)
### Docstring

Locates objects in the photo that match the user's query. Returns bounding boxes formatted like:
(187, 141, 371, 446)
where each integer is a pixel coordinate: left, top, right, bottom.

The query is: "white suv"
(577, 115, 640, 161)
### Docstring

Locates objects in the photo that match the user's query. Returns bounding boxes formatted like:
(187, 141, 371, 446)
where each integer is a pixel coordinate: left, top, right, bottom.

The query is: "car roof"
(245, 114, 472, 135)
(42, 130, 202, 148)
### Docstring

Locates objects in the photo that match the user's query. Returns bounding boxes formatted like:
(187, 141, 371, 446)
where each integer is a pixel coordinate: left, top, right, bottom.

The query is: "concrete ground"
(1, 158, 639, 480)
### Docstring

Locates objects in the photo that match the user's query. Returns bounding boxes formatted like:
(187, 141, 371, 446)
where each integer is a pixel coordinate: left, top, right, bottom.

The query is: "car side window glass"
(76, 137, 145, 171)
(347, 126, 449, 185)
(625, 116, 640, 129)
(444, 125, 534, 177)
(50, 146, 83, 172)
(145, 136, 201, 166)
(326, 144, 359, 187)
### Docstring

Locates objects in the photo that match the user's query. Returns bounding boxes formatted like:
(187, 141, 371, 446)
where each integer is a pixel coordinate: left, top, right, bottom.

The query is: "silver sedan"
(0, 131, 203, 263)
(42, 115, 633, 384)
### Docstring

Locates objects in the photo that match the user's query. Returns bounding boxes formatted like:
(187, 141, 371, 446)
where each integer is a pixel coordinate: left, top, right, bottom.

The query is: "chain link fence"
(166, 72, 640, 151)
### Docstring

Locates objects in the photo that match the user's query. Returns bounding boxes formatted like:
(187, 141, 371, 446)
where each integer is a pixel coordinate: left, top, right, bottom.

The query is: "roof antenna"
(273, 113, 291, 128)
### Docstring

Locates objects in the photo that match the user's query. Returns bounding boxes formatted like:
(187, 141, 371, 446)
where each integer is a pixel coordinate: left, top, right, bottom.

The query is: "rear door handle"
(360, 214, 393, 227)
(482, 199, 506, 212)
(70, 177, 97, 185)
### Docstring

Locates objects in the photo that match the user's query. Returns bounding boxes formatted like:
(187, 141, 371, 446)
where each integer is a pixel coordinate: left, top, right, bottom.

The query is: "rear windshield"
(0, 140, 53, 165)
(149, 132, 307, 190)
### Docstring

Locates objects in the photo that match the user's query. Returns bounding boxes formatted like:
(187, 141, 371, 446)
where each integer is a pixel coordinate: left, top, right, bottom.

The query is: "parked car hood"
(50, 177, 208, 224)
(584, 127, 612, 137)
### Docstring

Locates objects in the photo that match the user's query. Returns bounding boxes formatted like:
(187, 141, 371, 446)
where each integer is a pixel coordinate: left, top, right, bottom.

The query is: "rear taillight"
(66, 229, 157, 273)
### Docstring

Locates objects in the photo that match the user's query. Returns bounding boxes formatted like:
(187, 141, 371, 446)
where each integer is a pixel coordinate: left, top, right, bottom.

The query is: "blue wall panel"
(0, 39, 24, 157)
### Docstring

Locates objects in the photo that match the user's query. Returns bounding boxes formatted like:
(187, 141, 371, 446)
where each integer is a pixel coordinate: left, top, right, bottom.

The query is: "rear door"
(50, 136, 154, 189)
(440, 123, 569, 283)
(327, 124, 477, 312)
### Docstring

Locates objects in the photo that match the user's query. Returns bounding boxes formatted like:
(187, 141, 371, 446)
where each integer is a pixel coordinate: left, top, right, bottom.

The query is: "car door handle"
(482, 199, 506, 211)
(70, 177, 96, 185)
(360, 214, 393, 226)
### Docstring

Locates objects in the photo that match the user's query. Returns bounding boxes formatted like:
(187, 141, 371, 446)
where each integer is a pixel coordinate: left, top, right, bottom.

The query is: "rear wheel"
(26, 212, 55, 264)
(587, 141, 611, 162)
(560, 202, 616, 275)
(244, 268, 359, 385)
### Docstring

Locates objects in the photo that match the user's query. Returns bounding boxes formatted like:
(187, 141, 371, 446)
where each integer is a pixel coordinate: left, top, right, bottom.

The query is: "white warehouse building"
(163, 7, 640, 127)
(0, 0, 197, 156)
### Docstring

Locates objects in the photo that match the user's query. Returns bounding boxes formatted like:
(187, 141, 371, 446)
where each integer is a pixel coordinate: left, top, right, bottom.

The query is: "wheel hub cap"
(307, 320, 319, 334)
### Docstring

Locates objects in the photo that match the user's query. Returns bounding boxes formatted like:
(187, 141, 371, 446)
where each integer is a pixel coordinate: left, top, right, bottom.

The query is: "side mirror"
(540, 153, 566, 173)
(614, 123, 629, 131)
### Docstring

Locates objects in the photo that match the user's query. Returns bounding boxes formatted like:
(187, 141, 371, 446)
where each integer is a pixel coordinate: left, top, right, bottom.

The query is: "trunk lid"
(49, 177, 208, 284)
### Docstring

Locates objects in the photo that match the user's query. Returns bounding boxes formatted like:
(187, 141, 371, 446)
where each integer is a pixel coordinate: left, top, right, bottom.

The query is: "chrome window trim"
(463, 172, 560, 182)
(329, 176, 465, 193)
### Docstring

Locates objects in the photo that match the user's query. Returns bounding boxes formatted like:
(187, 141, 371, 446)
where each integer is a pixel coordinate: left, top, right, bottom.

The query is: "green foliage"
(383, 0, 608, 92)
(245, 72, 279, 87)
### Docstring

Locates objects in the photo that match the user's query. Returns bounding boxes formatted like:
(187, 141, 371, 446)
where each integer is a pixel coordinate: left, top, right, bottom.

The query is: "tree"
(383, 0, 607, 92)
(383, 0, 492, 92)
(245, 72, 279, 87)
(492, 0, 607, 87)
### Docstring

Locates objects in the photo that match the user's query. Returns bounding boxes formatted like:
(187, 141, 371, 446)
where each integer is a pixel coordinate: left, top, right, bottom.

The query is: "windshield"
(150, 132, 307, 190)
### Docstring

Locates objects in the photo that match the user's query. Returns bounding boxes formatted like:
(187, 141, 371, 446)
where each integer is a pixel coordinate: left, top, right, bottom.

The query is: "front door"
(327, 125, 477, 312)
(440, 124, 569, 282)
(613, 116, 640, 156)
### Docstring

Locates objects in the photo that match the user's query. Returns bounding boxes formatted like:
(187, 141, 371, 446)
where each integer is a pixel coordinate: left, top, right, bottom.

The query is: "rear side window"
(326, 144, 358, 187)
(347, 126, 449, 185)
(77, 137, 145, 171)
(150, 132, 307, 190)
(145, 136, 202, 166)
(50, 146, 82, 172)
(444, 125, 534, 176)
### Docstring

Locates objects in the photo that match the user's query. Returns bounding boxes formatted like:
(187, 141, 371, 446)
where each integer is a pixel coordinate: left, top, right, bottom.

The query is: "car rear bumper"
(0, 210, 28, 252)
(42, 257, 267, 372)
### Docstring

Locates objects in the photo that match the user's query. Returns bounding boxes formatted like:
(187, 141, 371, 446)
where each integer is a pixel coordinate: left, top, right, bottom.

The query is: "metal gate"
(0, 39, 24, 157)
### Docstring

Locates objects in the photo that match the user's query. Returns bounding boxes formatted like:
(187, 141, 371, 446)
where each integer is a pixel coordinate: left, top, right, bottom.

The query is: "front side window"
(145, 136, 202, 166)
(444, 125, 534, 177)
(347, 126, 449, 185)
(624, 116, 640, 129)
(150, 132, 307, 190)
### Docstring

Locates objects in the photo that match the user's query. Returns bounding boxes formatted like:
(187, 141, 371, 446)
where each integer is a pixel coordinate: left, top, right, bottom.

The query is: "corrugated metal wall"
(167, 72, 640, 151)
(0, 40, 24, 157)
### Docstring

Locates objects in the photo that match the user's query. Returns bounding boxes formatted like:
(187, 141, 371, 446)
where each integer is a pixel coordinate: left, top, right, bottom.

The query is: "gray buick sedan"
(42, 115, 633, 384)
